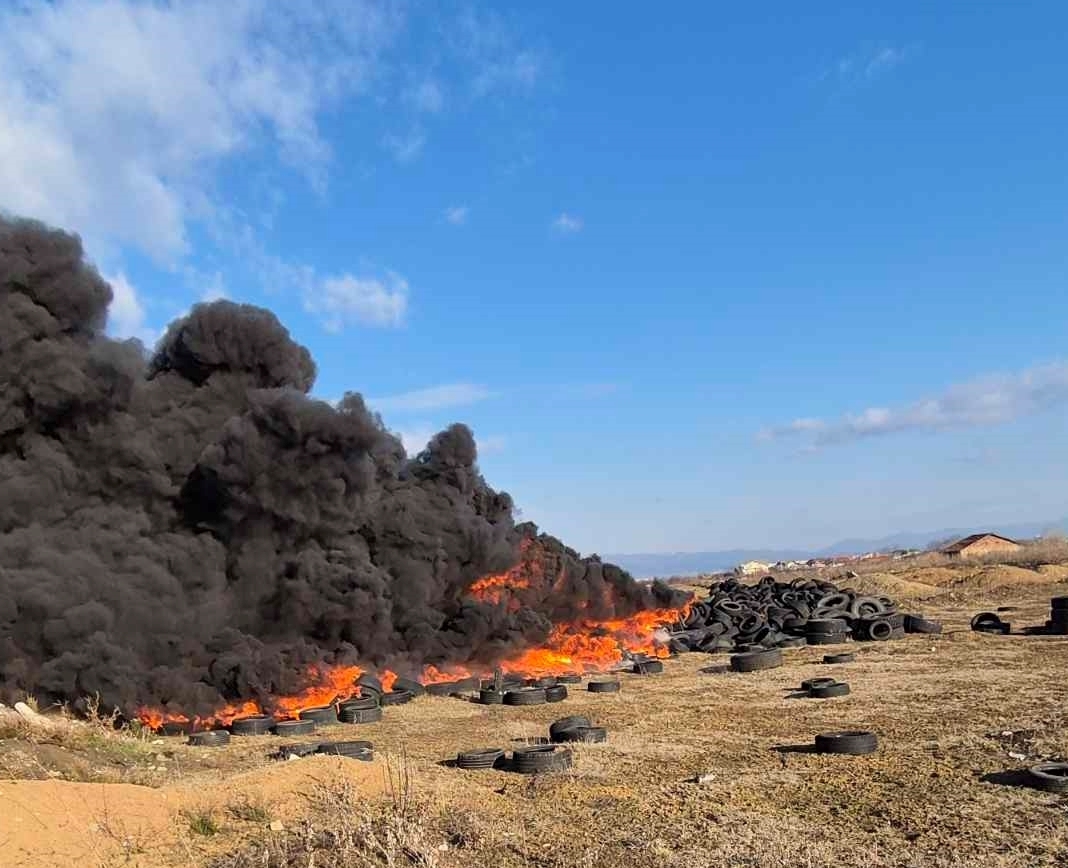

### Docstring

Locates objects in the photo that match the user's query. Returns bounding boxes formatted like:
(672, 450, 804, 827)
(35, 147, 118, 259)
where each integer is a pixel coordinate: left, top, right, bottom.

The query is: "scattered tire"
(339, 705, 383, 724)
(272, 719, 317, 736)
(823, 653, 855, 664)
(904, 615, 942, 634)
(478, 689, 505, 705)
(549, 715, 592, 741)
(557, 674, 582, 684)
(380, 690, 414, 706)
(457, 748, 505, 770)
(778, 636, 808, 649)
(513, 744, 573, 774)
(801, 677, 838, 691)
(554, 726, 607, 744)
(544, 685, 568, 703)
(809, 681, 851, 699)
(1050, 596, 1068, 610)
(275, 742, 320, 759)
(299, 706, 339, 725)
(528, 676, 557, 689)
(633, 659, 664, 674)
(806, 632, 851, 646)
(588, 680, 621, 693)
(503, 688, 547, 706)
(230, 715, 275, 736)
(859, 619, 893, 642)
(317, 740, 373, 761)
(971, 612, 1002, 631)
(730, 649, 783, 673)
(188, 730, 230, 747)
(1027, 762, 1068, 793)
(814, 730, 878, 755)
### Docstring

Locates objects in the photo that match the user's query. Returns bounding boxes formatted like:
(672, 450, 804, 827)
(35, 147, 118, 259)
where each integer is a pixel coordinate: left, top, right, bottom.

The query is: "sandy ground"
(2, 561, 1068, 867)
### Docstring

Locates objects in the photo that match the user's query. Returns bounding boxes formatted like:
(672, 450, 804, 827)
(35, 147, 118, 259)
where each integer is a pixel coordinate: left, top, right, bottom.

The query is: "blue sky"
(3, 1, 1068, 555)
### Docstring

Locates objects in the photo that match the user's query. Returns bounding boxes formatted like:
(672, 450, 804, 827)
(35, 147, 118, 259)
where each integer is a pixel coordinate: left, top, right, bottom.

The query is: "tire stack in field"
(668, 575, 938, 654)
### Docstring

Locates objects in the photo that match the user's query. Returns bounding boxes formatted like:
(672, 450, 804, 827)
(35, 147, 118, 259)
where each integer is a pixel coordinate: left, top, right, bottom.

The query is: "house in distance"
(940, 533, 1021, 560)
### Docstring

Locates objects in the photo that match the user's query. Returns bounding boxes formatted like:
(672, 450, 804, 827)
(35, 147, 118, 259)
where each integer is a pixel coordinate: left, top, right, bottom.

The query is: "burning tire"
(814, 730, 877, 755)
(317, 740, 374, 761)
(529, 676, 557, 688)
(808, 681, 850, 699)
(230, 715, 275, 736)
(299, 706, 339, 725)
(1027, 763, 1068, 793)
(339, 696, 379, 712)
(188, 730, 230, 747)
(379, 690, 414, 706)
(823, 653, 855, 664)
(456, 748, 506, 770)
(544, 685, 568, 703)
(503, 688, 547, 706)
(512, 744, 573, 774)
(587, 680, 621, 693)
(356, 674, 383, 696)
(392, 677, 426, 697)
(339, 705, 383, 724)
(904, 615, 942, 634)
(549, 715, 592, 741)
(729, 649, 782, 673)
(272, 719, 317, 736)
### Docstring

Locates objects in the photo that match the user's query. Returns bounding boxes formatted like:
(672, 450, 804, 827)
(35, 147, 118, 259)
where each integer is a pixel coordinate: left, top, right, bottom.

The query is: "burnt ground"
(1, 562, 1067, 867)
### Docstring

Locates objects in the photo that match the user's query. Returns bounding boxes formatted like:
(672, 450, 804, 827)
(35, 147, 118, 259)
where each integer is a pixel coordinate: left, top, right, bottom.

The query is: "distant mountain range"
(606, 517, 1068, 579)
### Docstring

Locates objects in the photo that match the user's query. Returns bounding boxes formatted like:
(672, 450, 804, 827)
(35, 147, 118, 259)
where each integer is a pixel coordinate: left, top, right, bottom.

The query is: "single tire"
(801, 677, 838, 691)
(356, 674, 383, 695)
(1050, 596, 1068, 610)
(815, 730, 877, 755)
(971, 612, 1002, 631)
(478, 689, 505, 705)
(339, 706, 383, 724)
(513, 744, 573, 774)
(544, 685, 568, 703)
(392, 677, 426, 697)
(633, 659, 664, 674)
(588, 680, 621, 693)
(806, 618, 849, 635)
(824, 653, 855, 664)
(848, 596, 886, 618)
(730, 649, 783, 673)
(1027, 762, 1068, 793)
(555, 726, 607, 744)
(809, 681, 851, 699)
(275, 742, 320, 759)
(807, 632, 851, 646)
(380, 690, 414, 706)
(188, 730, 230, 747)
(777, 636, 808, 649)
(557, 674, 582, 684)
(338, 696, 379, 712)
(272, 719, 317, 736)
(860, 619, 893, 642)
(230, 715, 275, 736)
(904, 614, 942, 634)
(457, 748, 506, 770)
(503, 688, 547, 706)
(529, 676, 558, 689)
(299, 706, 339, 725)
(317, 740, 373, 761)
(549, 715, 592, 741)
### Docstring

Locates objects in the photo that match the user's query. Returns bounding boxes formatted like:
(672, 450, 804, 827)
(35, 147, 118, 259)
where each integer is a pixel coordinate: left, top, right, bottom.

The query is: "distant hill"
(608, 517, 1068, 579)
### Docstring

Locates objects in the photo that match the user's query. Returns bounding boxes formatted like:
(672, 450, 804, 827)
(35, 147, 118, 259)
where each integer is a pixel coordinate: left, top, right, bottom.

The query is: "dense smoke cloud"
(0, 215, 682, 716)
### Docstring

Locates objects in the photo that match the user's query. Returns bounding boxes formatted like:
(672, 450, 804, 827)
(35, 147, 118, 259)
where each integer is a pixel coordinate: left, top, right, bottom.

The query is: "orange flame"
(467, 571, 531, 605)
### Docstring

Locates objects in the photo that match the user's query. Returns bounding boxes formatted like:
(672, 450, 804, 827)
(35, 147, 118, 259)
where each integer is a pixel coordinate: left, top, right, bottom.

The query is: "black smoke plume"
(0, 215, 684, 717)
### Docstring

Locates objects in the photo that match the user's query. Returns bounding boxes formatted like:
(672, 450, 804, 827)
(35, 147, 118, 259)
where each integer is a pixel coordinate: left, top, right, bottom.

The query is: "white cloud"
(450, 8, 542, 97)
(406, 79, 444, 113)
(392, 427, 503, 457)
(760, 361, 1068, 447)
(105, 272, 159, 346)
(305, 273, 409, 331)
(444, 205, 469, 225)
(0, 0, 401, 264)
(553, 213, 583, 233)
(370, 383, 493, 413)
(382, 129, 426, 163)
(828, 44, 910, 85)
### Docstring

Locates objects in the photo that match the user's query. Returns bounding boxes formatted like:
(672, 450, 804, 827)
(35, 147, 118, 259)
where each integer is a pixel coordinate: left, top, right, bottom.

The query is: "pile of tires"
(1046, 597, 1068, 635)
(668, 575, 937, 654)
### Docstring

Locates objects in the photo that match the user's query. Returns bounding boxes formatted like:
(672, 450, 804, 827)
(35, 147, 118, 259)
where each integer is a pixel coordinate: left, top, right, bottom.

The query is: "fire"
(467, 571, 531, 605)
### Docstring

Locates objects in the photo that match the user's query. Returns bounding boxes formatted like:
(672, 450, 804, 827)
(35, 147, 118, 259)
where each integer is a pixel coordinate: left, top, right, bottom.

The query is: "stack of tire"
(548, 715, 607, 744)
(454, 743, 573, 774)
(669, 576, 926, 654)
(1047, 597, 1068, 635)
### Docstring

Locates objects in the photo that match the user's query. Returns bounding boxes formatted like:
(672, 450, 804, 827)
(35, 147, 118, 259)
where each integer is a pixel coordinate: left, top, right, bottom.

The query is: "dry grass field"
(2, 557, 1068, 868)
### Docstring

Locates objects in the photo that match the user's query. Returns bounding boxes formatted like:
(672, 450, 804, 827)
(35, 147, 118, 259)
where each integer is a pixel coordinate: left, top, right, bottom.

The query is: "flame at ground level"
(137, 603, 690, 731)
